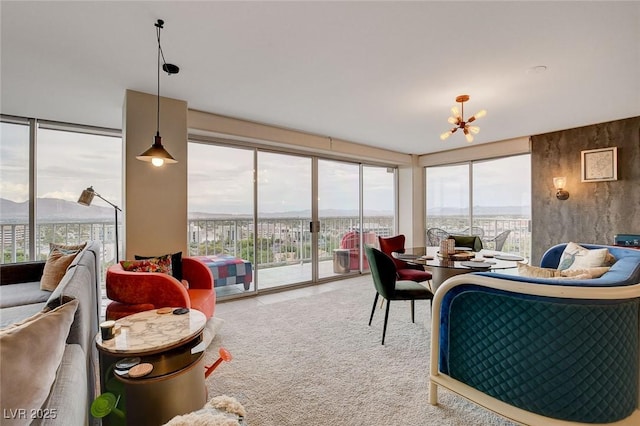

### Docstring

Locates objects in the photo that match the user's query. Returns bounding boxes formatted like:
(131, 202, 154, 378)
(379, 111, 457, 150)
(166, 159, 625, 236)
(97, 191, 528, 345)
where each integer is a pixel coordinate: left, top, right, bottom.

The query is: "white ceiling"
(1, 1, 639, 155)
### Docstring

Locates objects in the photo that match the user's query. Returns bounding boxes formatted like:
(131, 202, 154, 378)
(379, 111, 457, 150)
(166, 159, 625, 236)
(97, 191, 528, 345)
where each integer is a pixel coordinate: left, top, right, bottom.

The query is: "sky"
(1, 122, 530, 217)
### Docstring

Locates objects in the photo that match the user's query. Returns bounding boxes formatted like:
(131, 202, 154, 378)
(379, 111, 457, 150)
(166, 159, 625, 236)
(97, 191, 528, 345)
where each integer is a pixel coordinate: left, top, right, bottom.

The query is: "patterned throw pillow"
(557, 242, 611, 271)
(120, 254, 172, 275)
(135, 252, 182, 281)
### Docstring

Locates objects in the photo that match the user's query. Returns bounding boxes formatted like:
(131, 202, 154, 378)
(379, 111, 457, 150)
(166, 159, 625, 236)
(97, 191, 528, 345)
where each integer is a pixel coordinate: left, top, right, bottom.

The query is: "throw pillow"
(559, 267, 610, 279)
(120, 254, 172, 275)
(517, 263, 560, 278)
(50, 242, 87, 254)
(40, 246, 83, 291)
(518, 263, 607, 279)
(0, 299, 78, 426)
(557, 242, 610, 271)
(135, 251, 182, 281)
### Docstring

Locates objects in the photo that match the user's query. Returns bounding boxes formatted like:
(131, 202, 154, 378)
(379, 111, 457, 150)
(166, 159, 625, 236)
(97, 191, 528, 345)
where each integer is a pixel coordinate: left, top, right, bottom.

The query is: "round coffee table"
(96, 308, 207, 426)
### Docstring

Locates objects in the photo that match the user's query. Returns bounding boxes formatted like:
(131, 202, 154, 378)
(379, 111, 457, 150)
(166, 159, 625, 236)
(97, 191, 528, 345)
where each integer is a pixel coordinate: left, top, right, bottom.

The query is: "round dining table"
(393, 246, 526, 292)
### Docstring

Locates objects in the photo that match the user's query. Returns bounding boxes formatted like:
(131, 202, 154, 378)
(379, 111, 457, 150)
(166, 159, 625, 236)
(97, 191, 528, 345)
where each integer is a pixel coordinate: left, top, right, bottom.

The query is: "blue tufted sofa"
(429, 243, 640, 425)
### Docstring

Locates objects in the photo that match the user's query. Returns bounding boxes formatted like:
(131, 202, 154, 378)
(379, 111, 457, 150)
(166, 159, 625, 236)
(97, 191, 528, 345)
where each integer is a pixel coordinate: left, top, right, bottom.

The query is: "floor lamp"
(78, 186, 122, 262)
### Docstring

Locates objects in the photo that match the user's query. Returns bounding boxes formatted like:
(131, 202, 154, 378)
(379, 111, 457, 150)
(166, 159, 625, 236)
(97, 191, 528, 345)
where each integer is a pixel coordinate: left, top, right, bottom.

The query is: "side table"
(95, 308, 207, 426)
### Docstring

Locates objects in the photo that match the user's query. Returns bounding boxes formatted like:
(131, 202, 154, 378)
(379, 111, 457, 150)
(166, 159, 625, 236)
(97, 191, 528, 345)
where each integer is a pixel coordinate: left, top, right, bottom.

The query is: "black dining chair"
(450, 234, 483, 252)
(365, 245, 433, 345)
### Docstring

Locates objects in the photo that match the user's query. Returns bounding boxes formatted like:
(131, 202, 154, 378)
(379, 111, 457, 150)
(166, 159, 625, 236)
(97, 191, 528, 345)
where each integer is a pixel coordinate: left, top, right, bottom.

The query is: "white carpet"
(203, 278, 515, 426)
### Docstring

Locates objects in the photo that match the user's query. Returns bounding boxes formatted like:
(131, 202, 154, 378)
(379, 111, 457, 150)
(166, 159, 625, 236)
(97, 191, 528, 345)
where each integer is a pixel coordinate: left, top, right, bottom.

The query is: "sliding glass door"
(187, 143, 255, 296)
(188, 139, 397, 297)
(317, 159, 361, 279)
(257, 152, 312, 288)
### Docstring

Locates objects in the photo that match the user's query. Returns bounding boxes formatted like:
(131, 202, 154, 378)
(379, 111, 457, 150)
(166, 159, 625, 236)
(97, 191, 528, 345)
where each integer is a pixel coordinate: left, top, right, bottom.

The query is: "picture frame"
(581, 147, 617, 182)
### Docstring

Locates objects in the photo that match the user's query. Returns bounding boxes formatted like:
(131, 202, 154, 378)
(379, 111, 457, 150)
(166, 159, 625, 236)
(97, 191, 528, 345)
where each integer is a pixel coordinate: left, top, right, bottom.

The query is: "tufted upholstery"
(105, 257, 215, 320)
(430, 243, 640, 424)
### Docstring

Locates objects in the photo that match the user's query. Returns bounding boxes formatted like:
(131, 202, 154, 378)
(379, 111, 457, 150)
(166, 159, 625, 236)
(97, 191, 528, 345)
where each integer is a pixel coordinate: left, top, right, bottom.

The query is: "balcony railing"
(2, 216, 532, 273)
(188, 216, 396, 268)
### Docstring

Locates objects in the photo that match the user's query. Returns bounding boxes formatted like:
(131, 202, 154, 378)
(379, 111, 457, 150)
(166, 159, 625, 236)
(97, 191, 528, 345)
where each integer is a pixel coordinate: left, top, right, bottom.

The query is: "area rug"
(203, 277, 515, 425)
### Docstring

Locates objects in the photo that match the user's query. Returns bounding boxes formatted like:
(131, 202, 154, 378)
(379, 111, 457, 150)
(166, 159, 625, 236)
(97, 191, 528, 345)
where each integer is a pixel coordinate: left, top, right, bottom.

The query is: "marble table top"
(96, 308, 207, 355)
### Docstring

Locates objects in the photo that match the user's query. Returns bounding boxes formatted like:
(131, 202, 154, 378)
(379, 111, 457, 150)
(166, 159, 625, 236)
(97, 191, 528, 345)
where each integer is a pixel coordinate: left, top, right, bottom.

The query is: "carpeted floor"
(203, 276, 515, 426)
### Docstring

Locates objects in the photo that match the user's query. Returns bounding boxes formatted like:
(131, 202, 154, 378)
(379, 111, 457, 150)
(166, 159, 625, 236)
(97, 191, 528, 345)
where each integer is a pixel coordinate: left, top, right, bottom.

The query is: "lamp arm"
(94, 192, 122, 211)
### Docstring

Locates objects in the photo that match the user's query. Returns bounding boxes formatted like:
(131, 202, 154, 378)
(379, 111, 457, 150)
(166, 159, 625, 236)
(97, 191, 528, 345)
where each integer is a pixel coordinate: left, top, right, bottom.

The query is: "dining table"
(393, 246, 526, 292)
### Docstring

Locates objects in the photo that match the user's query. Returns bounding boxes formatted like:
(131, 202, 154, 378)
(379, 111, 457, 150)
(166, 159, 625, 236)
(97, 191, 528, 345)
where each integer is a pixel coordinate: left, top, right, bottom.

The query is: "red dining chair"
(378, 235, 432, 284)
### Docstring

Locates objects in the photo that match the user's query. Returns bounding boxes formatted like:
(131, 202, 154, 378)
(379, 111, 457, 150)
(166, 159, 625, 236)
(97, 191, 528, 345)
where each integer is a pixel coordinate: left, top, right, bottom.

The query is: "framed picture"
(581, 147, 617, 182)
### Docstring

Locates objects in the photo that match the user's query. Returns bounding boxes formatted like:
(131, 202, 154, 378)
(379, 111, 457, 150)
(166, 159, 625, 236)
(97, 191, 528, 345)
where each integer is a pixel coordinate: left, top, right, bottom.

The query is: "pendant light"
(136, 19, 179, 167)
(439, 95, 486, 143)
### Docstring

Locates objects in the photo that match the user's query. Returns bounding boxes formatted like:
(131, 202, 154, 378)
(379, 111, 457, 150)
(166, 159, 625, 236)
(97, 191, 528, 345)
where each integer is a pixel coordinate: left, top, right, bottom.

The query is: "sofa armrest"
(106, 264, 191, 308)
(0, 261, 46, 285)
(182, 257, 214, 290)
(31, 344, 87, 426)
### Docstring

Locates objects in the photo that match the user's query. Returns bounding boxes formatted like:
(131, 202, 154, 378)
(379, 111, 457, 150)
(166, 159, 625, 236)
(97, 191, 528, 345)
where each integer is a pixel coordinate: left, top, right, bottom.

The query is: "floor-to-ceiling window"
(0, 115, 122, 274)
(362, 165, 395, 249)
(1, 120, 30, 262)
(426, 154, 531, 257)
(257, 151, 312, 288)
(318, 159, 361, 279)
(187, 143, 256, 295)
(187, 138, 397, 298)
(36, 127, 122, 264)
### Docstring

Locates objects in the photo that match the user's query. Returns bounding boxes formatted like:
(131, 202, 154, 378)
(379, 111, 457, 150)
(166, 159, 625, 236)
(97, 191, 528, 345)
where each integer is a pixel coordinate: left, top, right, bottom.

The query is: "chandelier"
(439, 95, 486, 143)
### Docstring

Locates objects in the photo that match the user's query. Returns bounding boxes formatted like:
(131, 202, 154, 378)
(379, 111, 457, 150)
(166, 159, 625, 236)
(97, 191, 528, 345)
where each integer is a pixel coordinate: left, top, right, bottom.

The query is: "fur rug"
(163, 395, 246, 426)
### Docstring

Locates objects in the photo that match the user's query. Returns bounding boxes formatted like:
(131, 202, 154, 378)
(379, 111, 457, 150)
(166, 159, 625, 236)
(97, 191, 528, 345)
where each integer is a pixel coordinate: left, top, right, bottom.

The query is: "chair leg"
(382, 299, 391, 345)
(411, 300, 415, 323)
(369, 293, 379, 326)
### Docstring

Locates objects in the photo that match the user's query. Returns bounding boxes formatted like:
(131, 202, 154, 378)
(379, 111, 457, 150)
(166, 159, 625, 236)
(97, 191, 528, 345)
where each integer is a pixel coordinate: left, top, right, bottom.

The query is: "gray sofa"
(0, 241, 101, 426)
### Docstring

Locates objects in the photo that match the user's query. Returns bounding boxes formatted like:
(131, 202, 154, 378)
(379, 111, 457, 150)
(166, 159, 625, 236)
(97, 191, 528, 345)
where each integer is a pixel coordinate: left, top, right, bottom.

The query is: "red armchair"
(340, 231, 377, 271)
(105, 257, 216, 320)
(378, 235, 432, 284)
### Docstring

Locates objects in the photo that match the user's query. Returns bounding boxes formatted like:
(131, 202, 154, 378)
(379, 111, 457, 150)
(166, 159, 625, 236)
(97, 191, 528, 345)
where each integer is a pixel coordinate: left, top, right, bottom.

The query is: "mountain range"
(1, 198, 529, 223)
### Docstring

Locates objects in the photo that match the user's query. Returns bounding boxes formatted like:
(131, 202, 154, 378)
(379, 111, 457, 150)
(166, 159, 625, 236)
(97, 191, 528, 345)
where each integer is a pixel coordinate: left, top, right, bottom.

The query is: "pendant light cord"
(156, 25, 161, 137)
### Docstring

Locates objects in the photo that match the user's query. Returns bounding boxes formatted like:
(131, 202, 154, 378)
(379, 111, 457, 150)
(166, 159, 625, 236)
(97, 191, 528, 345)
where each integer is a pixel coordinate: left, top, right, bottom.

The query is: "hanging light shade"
(136, 19, 179, 167)
(136, 134, 177, 167)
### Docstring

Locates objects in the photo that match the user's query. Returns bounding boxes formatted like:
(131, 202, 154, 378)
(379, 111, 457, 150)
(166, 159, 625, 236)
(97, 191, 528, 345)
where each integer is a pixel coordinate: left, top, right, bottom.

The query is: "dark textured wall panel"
(531, 116, 640, 264)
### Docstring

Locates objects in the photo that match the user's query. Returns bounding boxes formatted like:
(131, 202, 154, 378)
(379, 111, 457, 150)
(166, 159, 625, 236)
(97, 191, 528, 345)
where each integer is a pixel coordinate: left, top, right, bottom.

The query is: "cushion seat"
(397, 268, 433, 283)
(378, 234, 432, 284)
(392, 280, 433, 299)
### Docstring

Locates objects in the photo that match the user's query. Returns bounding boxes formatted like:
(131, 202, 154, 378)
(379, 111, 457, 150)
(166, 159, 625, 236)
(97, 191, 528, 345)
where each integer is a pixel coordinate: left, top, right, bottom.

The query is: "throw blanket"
(194, 255, 253, 290)
(164, 395, 246, 426)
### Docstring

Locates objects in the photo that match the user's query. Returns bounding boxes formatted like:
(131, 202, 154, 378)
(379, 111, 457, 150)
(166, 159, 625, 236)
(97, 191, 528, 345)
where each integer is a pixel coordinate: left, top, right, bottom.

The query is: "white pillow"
(0, 299, 78, 425)
(557, 242, 610, 271)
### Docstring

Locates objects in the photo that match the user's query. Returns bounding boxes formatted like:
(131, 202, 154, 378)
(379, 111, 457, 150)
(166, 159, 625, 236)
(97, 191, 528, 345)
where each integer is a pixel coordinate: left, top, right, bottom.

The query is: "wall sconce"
(553, 177, 569, 200)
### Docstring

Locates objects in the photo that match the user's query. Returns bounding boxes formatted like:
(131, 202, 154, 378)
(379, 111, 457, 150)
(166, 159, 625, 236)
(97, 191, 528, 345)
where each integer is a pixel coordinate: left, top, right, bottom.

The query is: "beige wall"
(122, 90, 188, 258)
(188, 109, 412, 165)
(398, 155, 425, 248)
